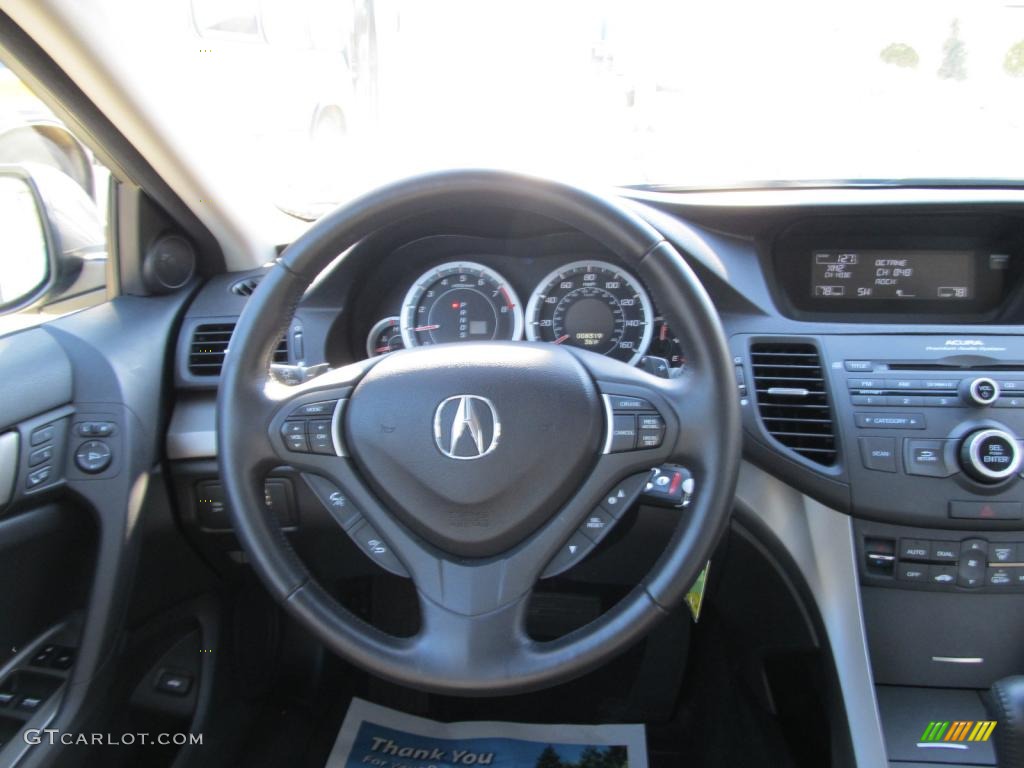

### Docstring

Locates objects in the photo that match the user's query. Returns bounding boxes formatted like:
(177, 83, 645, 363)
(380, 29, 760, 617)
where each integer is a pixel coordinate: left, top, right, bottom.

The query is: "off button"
(75, 440, 112, 474)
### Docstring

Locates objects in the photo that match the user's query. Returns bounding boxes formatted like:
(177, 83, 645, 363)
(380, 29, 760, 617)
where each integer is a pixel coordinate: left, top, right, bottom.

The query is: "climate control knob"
(962, 377, 1000, 406)
(959, 428, 1022, 483)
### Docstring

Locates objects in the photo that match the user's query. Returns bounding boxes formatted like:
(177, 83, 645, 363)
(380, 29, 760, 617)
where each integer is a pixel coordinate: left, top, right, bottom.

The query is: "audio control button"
(859, 437, 897, 472)
(963, 377, 1000, 406)
(959, 428, 1022, 483)
(904, 439, 955, 478)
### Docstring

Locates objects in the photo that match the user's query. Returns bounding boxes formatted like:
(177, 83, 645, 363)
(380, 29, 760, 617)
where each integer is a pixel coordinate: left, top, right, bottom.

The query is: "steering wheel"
(218, 170, 741, 695)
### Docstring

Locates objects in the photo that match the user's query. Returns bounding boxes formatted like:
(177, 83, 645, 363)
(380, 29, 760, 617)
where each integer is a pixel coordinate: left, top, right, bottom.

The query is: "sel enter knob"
(959, 428, 1022, 483)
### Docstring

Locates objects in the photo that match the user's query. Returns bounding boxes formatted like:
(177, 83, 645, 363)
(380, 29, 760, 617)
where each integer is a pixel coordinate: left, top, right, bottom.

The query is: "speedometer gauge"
(400, 261, 524, 347)
(526, 260, 653, 365)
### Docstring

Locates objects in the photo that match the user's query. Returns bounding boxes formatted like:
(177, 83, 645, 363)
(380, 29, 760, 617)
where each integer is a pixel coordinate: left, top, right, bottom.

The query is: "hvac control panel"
(822, 335, 1024, 530)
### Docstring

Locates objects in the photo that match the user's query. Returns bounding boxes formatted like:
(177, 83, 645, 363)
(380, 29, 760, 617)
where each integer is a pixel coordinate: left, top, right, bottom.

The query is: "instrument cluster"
(364, 259, 685, 375)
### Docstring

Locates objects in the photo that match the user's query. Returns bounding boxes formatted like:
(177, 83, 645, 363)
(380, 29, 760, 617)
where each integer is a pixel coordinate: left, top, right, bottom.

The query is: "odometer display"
(526, 260, 653, 365)
(400, 261, 523, 347)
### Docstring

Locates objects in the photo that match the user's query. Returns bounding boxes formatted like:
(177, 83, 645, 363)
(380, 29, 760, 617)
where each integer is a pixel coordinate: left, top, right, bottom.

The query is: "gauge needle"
(413, 324, 440, 332)
(375, 346, 391, 354)
(554, 334, 571, 344)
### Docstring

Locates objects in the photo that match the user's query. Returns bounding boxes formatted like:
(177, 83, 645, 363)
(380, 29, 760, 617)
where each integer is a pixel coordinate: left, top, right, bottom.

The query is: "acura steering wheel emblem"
(433, 395, 501, 460)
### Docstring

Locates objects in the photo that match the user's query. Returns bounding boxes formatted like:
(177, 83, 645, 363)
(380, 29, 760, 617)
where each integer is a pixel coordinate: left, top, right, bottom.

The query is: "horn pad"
(345, 342, 603, 557)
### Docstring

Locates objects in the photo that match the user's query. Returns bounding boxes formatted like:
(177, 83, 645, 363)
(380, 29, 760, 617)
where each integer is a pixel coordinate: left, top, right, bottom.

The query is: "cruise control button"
(991, 543, 1018, 564)
(609, 414, 637, 452)
(859, 437, 897, 473)
(542, 532, 594, 578)
(607, 395, 654, 411)
(578, 508, 615, 543)
(349, 521, 408, 577)
(637, 413, 665, 449)
(855, 413, 926, 429)
(75, 440, 111, 473)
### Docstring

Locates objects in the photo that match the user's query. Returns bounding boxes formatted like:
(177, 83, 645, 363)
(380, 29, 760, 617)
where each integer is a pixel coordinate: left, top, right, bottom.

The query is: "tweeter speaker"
(142, 233, 196, 293)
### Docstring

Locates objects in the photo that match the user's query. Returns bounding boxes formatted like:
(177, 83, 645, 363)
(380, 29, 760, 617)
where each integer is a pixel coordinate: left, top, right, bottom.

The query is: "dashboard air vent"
(230, 276, 262, 296)
(188, 322, 288, 377)
(750, 342, 836, 466)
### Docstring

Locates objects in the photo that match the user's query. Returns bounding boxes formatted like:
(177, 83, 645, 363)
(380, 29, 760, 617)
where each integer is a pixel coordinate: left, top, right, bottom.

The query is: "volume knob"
(963, 377, 1000, 406)
(959, 428, 1022, 483)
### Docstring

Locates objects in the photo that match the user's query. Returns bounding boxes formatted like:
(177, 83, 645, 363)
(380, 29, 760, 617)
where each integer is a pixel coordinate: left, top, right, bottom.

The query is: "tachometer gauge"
(526, 260, 653, 365)
(400, 261, 524, 347)
(366, 316, 405, 357)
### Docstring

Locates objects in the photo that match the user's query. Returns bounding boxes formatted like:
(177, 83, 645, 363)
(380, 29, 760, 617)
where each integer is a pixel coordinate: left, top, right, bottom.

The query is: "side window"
(0, 60, 110, 335)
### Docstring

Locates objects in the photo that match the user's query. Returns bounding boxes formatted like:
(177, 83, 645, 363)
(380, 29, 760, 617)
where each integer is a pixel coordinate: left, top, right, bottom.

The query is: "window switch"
(155, 670, 193, 696)
(16, 697, 43, 713)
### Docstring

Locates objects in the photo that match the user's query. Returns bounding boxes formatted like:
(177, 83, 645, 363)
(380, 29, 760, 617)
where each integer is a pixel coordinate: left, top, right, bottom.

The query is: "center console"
(733, 330, 1024, 766)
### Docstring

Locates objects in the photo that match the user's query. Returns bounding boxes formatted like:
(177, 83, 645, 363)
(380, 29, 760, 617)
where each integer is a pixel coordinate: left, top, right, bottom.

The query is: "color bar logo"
(919, 720, 996, 749)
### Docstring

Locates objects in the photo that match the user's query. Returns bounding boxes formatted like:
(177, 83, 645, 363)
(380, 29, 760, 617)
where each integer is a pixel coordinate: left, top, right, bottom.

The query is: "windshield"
(87, 0, 1024, 219)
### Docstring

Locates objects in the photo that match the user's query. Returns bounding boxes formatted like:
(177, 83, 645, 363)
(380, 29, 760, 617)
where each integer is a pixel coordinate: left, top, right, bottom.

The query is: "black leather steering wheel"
(217, 170, 741, 695)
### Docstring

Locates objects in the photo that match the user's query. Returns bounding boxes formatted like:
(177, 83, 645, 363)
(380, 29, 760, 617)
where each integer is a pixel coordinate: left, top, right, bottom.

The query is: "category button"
(855, 413, 926, 429)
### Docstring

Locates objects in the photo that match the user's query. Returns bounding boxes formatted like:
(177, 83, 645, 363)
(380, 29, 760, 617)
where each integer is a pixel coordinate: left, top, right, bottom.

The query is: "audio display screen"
(810, 250, 1005, 301)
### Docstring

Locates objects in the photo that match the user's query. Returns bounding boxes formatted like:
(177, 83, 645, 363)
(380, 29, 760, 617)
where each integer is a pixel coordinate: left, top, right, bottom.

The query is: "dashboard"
(335, 230, 686, 377)
(165, 192, 1024, 766)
